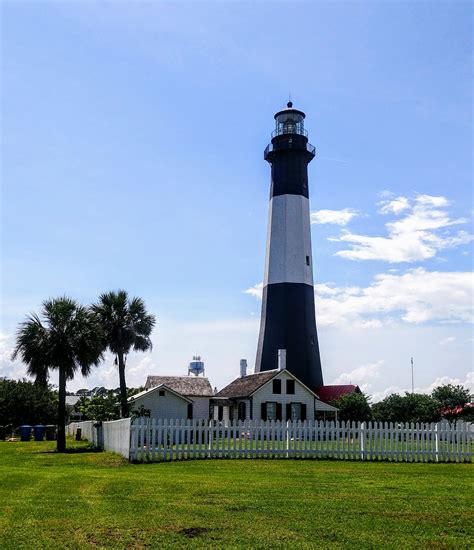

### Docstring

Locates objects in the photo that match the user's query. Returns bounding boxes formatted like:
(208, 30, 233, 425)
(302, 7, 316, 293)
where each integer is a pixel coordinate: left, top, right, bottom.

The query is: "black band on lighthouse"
(256, 282, 324, 388)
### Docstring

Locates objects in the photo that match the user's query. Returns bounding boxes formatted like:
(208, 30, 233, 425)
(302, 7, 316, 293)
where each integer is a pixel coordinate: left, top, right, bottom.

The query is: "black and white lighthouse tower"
(255, 102, 324, 389)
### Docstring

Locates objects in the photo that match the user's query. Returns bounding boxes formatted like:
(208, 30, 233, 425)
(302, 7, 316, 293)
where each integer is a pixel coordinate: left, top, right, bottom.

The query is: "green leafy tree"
(431, 384, 470, 410)
(92, 291, 156, 418)
(372, 393, 440, 424)
(131, 404, 151, 418)
(12, 297, 104, 452)
(330, 392, 372, 422)
(0, 378, 58, 428)
(78, 393, 120, 421)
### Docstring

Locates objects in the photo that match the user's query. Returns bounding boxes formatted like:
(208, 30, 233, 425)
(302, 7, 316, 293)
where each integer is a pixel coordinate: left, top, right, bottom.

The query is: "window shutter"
(301, 404, 307, 421)
(261, 402, 267, 421)
(286, 403, 291, 421)
(276, 402, 282, 421)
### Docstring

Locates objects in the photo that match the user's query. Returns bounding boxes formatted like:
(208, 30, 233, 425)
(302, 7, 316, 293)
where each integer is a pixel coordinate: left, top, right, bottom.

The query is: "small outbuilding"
(144, 375, 214, 420)
(128, 384, 193, 420)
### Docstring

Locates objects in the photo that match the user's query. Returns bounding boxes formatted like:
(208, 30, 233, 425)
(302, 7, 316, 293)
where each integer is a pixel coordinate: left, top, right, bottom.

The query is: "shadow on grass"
(41, 446, 103, 455)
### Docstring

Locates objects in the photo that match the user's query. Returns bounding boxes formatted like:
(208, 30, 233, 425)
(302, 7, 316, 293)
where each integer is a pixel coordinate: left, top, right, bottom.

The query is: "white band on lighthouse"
(263, 194, 314, 286)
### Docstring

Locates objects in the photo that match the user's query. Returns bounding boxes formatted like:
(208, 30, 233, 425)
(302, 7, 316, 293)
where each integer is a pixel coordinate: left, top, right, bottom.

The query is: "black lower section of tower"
(255, 283, 324, 388)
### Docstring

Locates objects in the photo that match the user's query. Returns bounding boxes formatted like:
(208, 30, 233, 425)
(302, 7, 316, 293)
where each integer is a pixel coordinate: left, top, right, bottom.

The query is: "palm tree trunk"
(35, 369, 48, 389)
(118, 352, 128, 417)
(57, 366, 67, 452)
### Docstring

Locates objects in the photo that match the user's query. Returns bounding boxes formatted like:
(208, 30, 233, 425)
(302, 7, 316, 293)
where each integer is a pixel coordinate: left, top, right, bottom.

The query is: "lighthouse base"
(255, 282, 323, 389)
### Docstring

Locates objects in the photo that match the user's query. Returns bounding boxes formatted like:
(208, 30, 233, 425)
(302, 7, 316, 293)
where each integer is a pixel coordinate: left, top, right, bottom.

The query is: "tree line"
(10, 290, 155, 452)
(330, 384, 473, 424)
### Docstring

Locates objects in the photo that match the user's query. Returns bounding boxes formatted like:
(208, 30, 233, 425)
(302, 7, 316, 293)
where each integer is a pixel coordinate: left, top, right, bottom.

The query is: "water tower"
(188, 356, 205, 377)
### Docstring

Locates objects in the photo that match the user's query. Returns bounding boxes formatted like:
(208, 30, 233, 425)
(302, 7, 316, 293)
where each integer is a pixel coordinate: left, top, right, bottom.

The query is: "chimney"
(278, 349, 287, 371)
(240, 359, 248, 378)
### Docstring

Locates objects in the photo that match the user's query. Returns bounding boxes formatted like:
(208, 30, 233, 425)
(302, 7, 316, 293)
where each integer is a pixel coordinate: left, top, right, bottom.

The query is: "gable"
(129, 384, 193, 404)
(253, 370, 318, 399)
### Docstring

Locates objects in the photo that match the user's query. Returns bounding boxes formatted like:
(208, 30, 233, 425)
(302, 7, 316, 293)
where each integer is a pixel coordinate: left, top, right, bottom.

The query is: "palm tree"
(12, 297, 104, 452)
(92, 290, 156, 418)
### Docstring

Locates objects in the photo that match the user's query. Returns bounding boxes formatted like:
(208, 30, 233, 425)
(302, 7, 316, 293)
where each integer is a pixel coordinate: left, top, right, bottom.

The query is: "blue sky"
(1, 1, 472, 399)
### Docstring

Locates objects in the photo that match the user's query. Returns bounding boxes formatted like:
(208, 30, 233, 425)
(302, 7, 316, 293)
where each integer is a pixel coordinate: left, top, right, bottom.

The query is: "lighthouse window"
(306, 255, 310, 266)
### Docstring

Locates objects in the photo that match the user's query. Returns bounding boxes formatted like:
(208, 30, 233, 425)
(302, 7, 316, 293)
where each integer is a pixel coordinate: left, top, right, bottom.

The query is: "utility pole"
(411, 357, 414, 394)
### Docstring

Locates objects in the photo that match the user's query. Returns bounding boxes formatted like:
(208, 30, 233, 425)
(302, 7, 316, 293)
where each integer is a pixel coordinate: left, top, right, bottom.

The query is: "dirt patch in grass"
(178, 526, 211, 538)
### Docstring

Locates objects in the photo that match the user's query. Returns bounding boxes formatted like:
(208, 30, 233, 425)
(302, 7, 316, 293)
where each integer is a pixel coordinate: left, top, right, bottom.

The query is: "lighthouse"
(255, 102, 324, 389)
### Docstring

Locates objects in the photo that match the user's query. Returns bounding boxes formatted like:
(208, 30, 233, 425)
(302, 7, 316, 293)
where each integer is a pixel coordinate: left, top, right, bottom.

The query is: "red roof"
(315, 385, 361, 403)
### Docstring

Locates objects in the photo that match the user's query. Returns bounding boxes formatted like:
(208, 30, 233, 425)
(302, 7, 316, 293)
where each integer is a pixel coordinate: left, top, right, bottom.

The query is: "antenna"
(411, 357, 414, 394)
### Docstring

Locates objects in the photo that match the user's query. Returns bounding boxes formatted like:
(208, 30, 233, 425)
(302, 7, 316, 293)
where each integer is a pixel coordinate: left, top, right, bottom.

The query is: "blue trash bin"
(19, 425, 32, 441)
(33, 425, 46, 441)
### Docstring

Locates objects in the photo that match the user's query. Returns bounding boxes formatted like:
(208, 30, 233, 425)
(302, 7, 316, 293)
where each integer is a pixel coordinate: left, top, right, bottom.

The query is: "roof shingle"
(215, 370, 278, 398)
(145, 376, 213, 396)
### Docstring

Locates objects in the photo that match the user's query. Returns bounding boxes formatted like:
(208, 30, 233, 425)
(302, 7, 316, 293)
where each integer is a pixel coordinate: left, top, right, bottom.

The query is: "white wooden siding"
(252, 370, 316, 420)
(189, 396, 210, 420)
(130, 390, 189, 420)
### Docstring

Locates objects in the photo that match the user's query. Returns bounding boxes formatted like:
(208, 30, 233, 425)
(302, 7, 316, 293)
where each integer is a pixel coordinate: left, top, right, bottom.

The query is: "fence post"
(360, 422, 365, 460)
(435, 422, 439, 463)
(286, 420, 290, 458)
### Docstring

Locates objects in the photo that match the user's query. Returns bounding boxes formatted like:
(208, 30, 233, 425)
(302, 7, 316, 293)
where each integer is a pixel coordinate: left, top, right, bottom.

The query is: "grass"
(0, 439, 472, 549)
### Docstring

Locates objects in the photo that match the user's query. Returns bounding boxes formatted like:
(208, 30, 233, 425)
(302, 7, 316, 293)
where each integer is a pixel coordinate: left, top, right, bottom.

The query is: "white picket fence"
(67, 419, 131, 458)
(130, 419, 473, 463)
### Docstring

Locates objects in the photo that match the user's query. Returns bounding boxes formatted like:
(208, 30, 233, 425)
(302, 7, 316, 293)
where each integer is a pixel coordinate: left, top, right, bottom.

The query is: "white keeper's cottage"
(212, 362, 338, 422)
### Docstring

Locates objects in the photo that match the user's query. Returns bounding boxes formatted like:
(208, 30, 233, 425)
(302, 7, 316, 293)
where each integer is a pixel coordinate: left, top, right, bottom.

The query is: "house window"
(272, 379, 281, 394)
(218, 406, 223, 421)
(238, 401, 246, 421)
(286, 379, 295, 395)
(306, 255, 310, 266)
(291, 403, 301, 421)
(286, 402, 307, 422)
(266, 402, 277, 421)
(159, 390, 165, 396)
(187, 403, 193, 420)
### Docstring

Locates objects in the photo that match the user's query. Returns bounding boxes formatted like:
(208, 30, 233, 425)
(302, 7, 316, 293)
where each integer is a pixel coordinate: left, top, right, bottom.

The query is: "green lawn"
(0, 440, 472, 549)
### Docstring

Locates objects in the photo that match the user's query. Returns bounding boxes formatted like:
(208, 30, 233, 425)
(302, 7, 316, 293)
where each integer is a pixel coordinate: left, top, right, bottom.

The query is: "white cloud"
(244, 282, 263, 299)
(245, 268, 474, 328)
(331, 360, 384, 392)
(332, 194, 472, 263)
(439, 336, 456, 346)
(378, 196, 410, 214)
(310, 208, 358, 226)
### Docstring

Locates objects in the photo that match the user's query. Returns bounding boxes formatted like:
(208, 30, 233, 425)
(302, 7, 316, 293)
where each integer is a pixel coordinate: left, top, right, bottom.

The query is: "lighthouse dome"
(273, 102, 307, 137)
